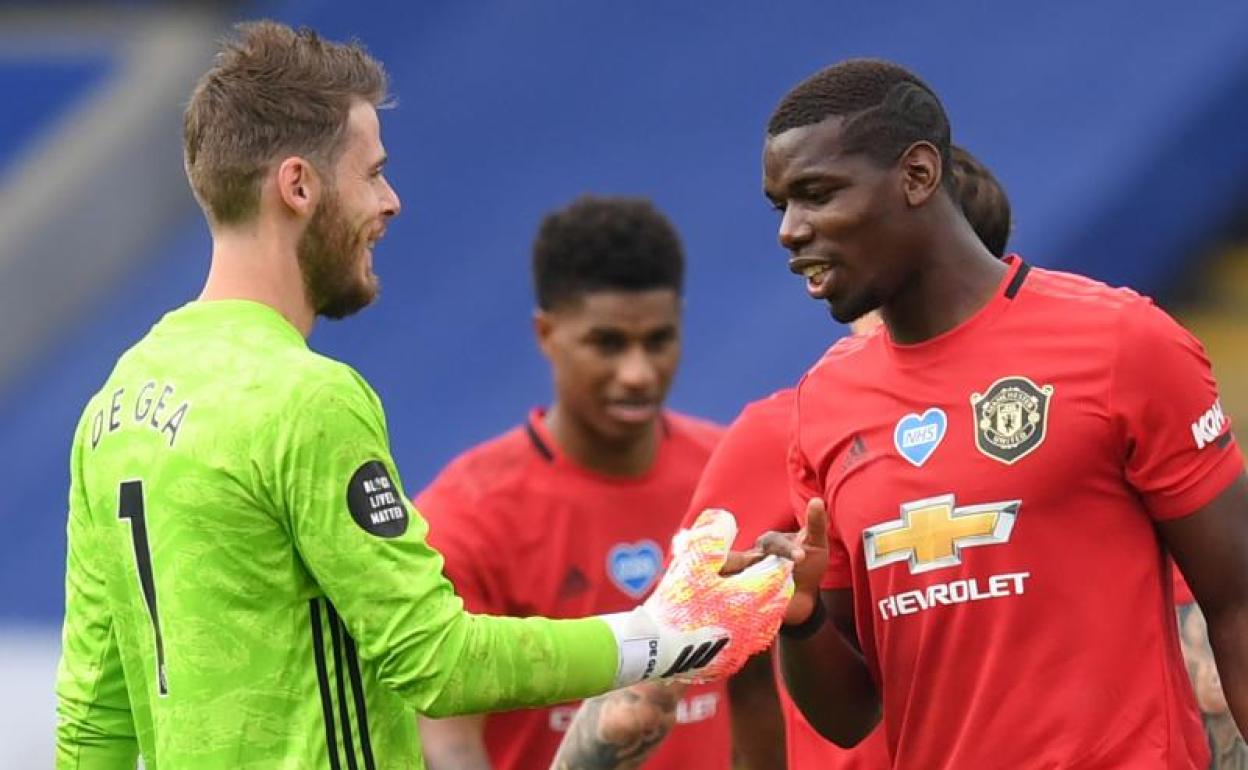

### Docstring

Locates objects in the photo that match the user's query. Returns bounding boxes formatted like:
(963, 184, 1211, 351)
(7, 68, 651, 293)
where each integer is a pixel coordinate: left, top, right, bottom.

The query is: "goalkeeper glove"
(599, 509, 793, 686)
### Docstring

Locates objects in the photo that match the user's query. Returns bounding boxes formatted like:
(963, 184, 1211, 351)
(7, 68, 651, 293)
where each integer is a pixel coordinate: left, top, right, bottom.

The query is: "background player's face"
(297, 101, 401, 319)
(763, 117, 916, 324)
(536, 289, 681, 445)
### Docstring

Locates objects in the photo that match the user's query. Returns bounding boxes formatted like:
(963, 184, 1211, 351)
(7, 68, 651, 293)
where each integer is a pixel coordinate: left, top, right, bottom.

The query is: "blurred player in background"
(549, 144, 1011, 770)
(417, 196, 736, 770)
(762, 58, 1248, 769)
(54, 23, 792, 770)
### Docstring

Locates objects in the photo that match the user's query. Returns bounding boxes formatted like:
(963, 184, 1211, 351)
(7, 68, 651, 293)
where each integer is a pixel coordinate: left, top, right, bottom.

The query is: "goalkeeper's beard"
(298, 188, 378, 320)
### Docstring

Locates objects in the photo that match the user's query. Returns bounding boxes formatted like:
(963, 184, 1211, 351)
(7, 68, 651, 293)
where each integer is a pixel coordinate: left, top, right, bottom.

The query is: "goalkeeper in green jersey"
(54, 21, 792, 770)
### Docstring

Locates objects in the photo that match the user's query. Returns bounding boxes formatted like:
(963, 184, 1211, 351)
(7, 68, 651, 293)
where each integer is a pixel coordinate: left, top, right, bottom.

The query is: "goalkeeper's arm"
(285, 382, 791, 717)
(413, 509, 793, 717)
(56, 431, 140, 770)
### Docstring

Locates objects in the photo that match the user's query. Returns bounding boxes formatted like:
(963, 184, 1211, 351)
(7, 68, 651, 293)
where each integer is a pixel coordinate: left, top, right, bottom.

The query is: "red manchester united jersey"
(1174, 573, 1196, 605)
(418, 409, 729, 770)
(685, 389, 889, 769)
(790, 257, 1242, 769)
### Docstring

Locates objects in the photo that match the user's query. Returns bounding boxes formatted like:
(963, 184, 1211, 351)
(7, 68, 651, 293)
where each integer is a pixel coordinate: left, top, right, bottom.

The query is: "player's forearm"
(418, 714, 493, 770)
(549, 682, 684, 770)
(727, 651, 786, 769)
(778, 604, 878, 747)
(1205, 603, 1248, 740)
(425, 748, 491, 770)
(420, 614, 617, 718)
(1177, 601, 1248, 767)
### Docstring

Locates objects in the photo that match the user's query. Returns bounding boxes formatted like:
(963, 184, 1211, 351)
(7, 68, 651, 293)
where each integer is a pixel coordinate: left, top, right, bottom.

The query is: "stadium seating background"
(2, 1, 1247, 763)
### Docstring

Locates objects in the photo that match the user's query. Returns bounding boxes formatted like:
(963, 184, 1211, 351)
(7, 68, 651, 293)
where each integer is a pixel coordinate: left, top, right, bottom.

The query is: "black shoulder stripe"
(1004, 262, 1031, 300)
(525, 420, 554, 462)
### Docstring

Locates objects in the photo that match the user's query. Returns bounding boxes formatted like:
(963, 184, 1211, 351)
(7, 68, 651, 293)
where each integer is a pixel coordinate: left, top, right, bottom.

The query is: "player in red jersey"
(417, 196, 733, 770)
(548, 145, 1013, 770)
(696, 145, 1012, 770)
(758, 59, 1248, 769)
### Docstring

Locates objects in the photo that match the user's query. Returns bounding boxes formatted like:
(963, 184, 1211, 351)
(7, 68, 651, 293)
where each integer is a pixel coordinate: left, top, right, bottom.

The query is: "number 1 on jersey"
(119, 480, 169, 695)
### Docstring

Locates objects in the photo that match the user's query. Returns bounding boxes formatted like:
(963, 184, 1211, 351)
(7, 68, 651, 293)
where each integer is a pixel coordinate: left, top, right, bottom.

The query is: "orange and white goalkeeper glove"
(600, 509, 794, 686)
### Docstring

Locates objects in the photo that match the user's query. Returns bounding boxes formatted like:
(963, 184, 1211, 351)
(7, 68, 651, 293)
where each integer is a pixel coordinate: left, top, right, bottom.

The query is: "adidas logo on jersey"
(1191, 398, 1228, 449)
(557, 566, 590, 600)
(842, 434, 870, 471)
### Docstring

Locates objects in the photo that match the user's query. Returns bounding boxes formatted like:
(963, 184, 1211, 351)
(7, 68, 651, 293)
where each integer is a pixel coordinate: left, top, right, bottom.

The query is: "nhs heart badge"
(607, 540, 663, 598)
(893, 408, 948, 467)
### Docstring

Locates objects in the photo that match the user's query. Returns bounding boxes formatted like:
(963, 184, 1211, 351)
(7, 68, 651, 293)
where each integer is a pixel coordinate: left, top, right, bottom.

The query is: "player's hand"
(600, 509, 794, 686)
(596, 681, 681, 744)
(649, 509, 795, 683)
(720, 546, 765, 575)
(756, 498, 829, 625)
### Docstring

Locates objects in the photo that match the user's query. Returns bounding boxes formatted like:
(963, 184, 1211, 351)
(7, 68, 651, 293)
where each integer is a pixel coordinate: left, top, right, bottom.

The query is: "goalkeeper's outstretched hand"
(600, 509, 793, 686)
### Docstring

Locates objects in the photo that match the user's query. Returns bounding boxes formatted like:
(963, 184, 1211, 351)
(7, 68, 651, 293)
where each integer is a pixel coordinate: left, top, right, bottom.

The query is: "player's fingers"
(732, 554, 795, 588)
(721, 547, 764, 575)
(675, 508, 738, 575)
(756, 530, 805, 563)
(803, 498, 828, 549)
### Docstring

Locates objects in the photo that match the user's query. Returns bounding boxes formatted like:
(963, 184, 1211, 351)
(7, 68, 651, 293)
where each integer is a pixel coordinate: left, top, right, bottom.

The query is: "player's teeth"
(803, 265, 829, 279)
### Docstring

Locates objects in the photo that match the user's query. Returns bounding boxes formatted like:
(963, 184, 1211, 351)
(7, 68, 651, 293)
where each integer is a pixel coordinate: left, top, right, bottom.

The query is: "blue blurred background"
(3, 1, 1247, 762)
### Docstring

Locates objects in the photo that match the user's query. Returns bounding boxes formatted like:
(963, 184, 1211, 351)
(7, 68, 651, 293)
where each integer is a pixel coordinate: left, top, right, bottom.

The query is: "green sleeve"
(276, 374, 617, 716)
(56, 419, 141, 769)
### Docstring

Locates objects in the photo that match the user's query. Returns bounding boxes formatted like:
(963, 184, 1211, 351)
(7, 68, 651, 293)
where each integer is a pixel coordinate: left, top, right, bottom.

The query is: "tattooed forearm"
(1178, 602, 1248, 769)
(418, 715, 493, 770)
(550, 682, 684, 770)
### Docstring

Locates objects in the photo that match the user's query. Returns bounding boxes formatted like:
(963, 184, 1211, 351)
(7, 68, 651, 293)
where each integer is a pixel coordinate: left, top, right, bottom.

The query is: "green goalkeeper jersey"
(56, 300, 617, 769)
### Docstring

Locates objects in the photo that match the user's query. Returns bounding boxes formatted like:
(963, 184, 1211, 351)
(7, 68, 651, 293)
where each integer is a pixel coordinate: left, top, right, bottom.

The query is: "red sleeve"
(1173, 564, 1196, 606)
(415, 466, 511, 615)
(1109, 299, 1243, 520)
(683, 394, 799, 550)
(789, 379, 853, 590)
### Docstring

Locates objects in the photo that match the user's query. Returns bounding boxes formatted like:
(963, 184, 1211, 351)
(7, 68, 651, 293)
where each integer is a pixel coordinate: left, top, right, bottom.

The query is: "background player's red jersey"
(790, 257, 1242, 769)
(419, 409, 730, 770)
(1174, 566, 1196, 606)
(684, 390, 889, 769)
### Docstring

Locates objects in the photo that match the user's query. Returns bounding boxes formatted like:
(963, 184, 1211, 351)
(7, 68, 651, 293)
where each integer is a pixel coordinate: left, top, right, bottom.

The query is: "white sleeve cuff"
(598, 609, 660, 687)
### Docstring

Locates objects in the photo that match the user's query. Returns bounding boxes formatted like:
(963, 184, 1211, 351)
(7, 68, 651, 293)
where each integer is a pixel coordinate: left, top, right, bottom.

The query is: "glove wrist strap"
(599, 609, 661, 687)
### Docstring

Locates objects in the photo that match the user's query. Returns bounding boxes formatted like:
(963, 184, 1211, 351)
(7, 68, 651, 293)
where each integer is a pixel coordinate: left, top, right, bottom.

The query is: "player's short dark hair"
(950, 145, 1012, 258)
(532, 195, 684, 311)
(768, 58, 953, 189)
(184, 20, 389, 225)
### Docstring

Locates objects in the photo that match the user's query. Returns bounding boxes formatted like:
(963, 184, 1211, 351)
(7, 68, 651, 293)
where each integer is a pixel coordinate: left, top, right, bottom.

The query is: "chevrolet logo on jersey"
(864, 494, 1021, 574)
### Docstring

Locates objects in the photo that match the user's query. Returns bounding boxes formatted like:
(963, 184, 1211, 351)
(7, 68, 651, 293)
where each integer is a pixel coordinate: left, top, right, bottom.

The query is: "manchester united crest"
(969, 376, 1054, 464)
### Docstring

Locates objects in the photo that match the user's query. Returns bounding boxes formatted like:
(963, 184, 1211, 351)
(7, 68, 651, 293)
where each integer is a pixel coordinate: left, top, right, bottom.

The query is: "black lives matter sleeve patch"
(346, 461, 409, 538)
